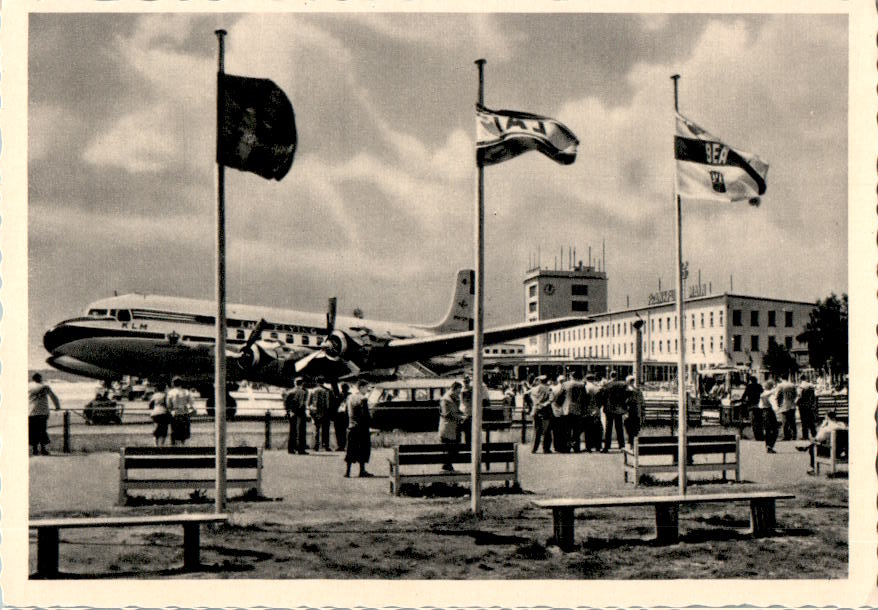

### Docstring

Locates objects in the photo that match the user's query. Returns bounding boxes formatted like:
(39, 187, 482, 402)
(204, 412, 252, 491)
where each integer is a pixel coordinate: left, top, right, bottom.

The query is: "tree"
(797, 293, 848, 380)
(761, 341, 799, 380)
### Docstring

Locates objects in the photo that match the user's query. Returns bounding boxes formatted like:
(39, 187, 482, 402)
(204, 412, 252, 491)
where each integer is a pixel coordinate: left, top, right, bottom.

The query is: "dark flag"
(675, 113, 768, 206)
(217, 73, 297, 181)
(476, 104, 578, 167)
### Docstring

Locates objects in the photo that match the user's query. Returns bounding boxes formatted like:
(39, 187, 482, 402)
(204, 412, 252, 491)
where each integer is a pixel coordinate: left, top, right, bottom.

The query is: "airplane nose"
(43, 323, 76, 354)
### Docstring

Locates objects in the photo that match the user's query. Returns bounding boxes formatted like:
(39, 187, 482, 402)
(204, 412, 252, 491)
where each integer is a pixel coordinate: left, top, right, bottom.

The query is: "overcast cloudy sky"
(28, 12, 847, 366)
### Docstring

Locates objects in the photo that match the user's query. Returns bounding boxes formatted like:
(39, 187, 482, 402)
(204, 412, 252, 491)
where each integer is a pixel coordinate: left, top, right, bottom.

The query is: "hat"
(763, 379, 776, 390)
(625, 375, 635, 384)
(585, 373, 596, 382)
(535, 375, 548, 382)
(557, 375, 565, 382)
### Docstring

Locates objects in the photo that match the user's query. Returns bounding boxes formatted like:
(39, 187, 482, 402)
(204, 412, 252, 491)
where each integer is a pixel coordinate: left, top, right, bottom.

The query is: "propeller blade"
(326, 297, 337, 334)
(295, 349, 323, 374)
(242, 319, 268, 353)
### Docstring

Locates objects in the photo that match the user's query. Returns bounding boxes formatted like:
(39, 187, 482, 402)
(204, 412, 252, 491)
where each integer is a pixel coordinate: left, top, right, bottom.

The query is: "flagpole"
(671, 73, 687, 496)
(214, 29, 229, 514)
(471, 58, 487, 515)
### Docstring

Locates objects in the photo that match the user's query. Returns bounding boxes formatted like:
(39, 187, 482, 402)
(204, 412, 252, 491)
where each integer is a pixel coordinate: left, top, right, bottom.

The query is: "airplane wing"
(367, 316, 592, 369)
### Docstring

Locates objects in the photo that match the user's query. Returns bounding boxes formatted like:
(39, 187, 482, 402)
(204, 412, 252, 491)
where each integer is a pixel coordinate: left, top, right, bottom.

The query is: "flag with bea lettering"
(476, 104, 579, 167)
(218, 73, 297, 181)
(675, 113, 769, 206)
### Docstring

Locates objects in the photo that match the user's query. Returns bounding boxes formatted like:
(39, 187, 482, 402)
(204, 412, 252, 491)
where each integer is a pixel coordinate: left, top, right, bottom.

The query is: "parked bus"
(367, 378, 509, 431)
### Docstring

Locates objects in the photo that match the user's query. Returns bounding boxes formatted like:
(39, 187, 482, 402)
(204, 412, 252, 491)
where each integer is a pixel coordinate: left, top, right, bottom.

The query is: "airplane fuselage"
(43, 293, 435, 385)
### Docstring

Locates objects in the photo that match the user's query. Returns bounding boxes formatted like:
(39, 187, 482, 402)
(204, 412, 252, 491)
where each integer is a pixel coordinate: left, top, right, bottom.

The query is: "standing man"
(796, 380, 818, 441)
(742, 375, 764, 441)
(624, 375, 644, 449)
(308, 376, 332, 451)
(166, 377, 195, 446)
(775, 377, 799, 441)
(583, 373, 603, 452)
(283, 378, 309, 455)
(529, 375, 553, 453)
(600, 372, 628, 452)
(28, 373, 60, 456)
(459, 376, 473, 446)
(556, 371, 586, 452)
(438, 380, 463, 471)
(344, 379, 373, 478)
(760, 379, 780, 453)
(550, 375, 568, 453)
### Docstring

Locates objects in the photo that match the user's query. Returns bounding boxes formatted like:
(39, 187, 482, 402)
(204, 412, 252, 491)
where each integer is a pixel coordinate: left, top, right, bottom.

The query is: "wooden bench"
(30, 513, 228, 578)
(119, 446, 262, 504)
(387, 442, 518, 495)
(815, 428, 848, 475)
(534, 491, 795, 551)
(623, 434, 740, 485)
(641, 397, 702, 427)
(816, 396, 849, 423)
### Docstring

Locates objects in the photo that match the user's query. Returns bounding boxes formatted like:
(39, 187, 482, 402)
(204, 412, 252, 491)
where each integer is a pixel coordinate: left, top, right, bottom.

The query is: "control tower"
(523, 257, 608, 354)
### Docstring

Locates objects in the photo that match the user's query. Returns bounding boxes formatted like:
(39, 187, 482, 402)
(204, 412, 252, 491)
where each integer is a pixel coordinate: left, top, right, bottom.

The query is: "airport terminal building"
(523, 264, 816, 381)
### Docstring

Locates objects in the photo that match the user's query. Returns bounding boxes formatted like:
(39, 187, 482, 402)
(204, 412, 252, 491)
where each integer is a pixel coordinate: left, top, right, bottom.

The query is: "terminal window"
(785, 336, 793, 349)
(733, 335, 741, 351)
(529, 284, 537, 298)
(767, 310, 776, 327)
(571, 284, 589, 296)
(751, 335, 759, 351)
(750, 310, 759, 326)
(709, 312, 714, 327)
(785, 311, 794, 327)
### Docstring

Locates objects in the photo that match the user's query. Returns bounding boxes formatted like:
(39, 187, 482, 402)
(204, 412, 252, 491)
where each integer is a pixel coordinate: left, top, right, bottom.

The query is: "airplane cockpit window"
(88, 308, 108, 317)
(116, 310, 132, 322)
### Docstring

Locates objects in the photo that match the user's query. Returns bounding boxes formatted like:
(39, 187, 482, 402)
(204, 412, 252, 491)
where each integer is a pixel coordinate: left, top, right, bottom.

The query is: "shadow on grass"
(397, 482, 526, 498)
(429, 528, 531, 546)
(31, 560, 256, 579)
(124, 488, 279, 507)
(573, 525, 815, 550)
(636, 474, 753, 487)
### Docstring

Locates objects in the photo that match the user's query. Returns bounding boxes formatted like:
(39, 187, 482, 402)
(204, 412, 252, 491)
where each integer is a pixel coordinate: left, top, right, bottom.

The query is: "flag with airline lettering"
(217, 73, 297, 181)
(476, 104, 579, 167)
(675, 113, 768, 206)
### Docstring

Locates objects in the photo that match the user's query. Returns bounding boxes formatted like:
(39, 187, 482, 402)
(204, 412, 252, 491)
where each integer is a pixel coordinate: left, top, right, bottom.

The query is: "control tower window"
(571, 285, 588, 296)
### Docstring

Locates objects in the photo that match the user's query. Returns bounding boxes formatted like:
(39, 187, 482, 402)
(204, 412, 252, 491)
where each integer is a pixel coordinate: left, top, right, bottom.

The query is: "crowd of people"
(520, 370, 644, 454)
(739, 375, 847, 471)
(281, 376, 374, 477)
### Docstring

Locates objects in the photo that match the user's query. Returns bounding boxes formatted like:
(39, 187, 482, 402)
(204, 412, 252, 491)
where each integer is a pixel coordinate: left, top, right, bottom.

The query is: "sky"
(28, 12, 848, 366)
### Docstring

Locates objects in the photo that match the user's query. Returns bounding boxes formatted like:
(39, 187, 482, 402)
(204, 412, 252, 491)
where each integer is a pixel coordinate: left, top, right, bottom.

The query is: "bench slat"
(123, 446, 258, 456)
(397, 452, 515, 465)
(397, 442, 514, 453)
(535, 491, 794, 509)
(124, 457, 259, 469)
(30, 513, 229, 529)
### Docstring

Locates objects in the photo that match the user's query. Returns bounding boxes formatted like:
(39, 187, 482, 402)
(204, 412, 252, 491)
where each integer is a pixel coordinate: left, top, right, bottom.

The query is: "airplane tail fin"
(422, 269, 474, 333)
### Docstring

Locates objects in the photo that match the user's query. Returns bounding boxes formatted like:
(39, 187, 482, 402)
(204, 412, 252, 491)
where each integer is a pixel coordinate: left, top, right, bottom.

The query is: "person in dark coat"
(600, 372, 628, 452)
(334, 383, 351, 451)
(741, 375, 764, 441)
(583, 374, 603, 452)
(624, 375, 643, 448)
(797, 380, 818, 441)
(308, 377, 332, 451)
(283, 378, 309, 454)
(344, 379, 373, 477)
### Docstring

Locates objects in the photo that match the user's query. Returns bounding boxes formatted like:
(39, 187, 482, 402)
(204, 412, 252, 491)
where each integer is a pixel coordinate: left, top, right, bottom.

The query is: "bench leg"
(36, 527, 60, 578)
(654, 504, 679, 544)
(552, 507, 576, 552)
(182, 523, 201, 571)
(750, 499, 777, 537)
